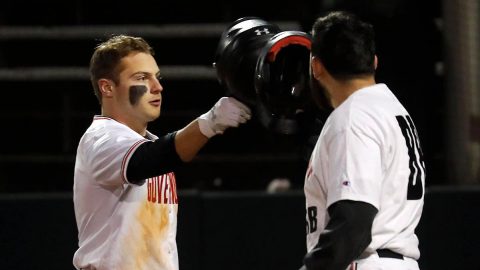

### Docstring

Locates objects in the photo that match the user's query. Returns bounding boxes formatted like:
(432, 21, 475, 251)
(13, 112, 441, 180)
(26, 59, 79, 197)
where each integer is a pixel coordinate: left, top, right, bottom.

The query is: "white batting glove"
(198, 97, 252, 138)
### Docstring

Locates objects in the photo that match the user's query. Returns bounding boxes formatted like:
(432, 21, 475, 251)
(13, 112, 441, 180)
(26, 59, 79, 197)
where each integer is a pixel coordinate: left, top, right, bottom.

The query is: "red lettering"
(156, 175, 163, 203)
(171, 173, 178, 204)
(147, 178, 152, 202)
(172, 173, 178, 204)
(171, 176, 174, 204)
(164, 175, 169, 204)
(146, 173, 178, 205)
(151, 177, 157, 203)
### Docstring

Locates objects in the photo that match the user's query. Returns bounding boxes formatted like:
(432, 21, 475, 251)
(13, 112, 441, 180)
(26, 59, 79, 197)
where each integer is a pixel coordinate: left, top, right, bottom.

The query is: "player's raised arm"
(126, 97, 251, 184)
(177, 96, 251, 161)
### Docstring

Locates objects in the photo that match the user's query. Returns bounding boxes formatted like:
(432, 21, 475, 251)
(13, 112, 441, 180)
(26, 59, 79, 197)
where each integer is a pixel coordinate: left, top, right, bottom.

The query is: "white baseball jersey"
(73, 116, 179, 270)
(304, 83, 425, 260)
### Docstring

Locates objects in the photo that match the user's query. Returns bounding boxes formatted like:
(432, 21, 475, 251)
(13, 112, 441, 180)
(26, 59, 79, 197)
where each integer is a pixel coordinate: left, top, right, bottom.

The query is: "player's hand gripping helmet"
(214, 17, 312, 135)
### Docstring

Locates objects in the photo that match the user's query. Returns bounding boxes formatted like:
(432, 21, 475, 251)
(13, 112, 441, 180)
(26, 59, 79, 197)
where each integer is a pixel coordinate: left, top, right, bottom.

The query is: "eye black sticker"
(129, 85, 148, 105)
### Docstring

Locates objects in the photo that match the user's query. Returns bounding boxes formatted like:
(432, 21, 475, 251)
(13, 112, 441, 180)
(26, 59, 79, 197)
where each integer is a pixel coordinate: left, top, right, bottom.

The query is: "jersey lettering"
(147, 172, 178, 204)
(396, 115, 425, 200)
(306, 206, 318, 233)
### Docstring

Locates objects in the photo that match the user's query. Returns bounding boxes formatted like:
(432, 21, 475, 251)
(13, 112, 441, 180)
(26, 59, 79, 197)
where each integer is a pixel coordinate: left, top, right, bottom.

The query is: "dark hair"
(311, 11, 375, 80)
(89, 35, 154, 103)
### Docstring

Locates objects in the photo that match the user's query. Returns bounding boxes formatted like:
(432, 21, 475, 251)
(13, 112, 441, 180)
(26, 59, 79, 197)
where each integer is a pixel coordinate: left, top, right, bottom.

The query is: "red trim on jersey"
(121, 139, 148, 184)
(93, 115, 112, 121)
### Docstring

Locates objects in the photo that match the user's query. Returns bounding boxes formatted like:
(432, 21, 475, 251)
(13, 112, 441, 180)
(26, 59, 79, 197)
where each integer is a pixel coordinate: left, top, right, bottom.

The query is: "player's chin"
(147, 109, 161, 121)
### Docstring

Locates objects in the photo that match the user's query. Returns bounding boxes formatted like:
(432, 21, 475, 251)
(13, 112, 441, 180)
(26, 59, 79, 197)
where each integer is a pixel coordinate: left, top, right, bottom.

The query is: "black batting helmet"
(254, 31, 312, 134)
(214, 17, 281, 106)
(214, 17, 313, 135)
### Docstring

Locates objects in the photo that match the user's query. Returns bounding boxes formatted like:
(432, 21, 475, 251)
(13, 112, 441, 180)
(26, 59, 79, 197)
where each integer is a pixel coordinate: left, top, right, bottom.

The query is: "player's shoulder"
(81, 116, 142, 144)
(92, 116, 138, 132)
(328, 91, 372, 127)
(347, 83, 389, 105)
(344, 84, 403, 117)
(326, 85, 394, 134)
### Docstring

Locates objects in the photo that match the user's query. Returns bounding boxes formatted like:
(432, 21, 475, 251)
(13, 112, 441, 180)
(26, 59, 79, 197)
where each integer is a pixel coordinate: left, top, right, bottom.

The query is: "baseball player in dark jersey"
(73, 35, 251, 270)
(300, 11, 425, 270)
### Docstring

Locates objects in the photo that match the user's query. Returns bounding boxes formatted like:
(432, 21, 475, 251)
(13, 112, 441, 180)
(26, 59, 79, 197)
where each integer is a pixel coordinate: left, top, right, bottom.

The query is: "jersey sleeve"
(125, 132, 183, 184)
(84, 128, 148, 187)
(324, 124, 382, 209)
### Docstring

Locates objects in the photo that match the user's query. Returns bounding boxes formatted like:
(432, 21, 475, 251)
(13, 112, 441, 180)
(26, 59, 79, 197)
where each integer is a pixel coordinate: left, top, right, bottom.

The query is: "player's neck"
(328, 76, 376, 108)
(121, 118, 148, 136)
(101, 108, 148, 136)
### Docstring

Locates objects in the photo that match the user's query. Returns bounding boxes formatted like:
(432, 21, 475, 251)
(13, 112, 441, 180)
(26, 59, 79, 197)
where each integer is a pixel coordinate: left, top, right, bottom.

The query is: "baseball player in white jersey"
(300, 11, 425, 270)
(73, 35, 251, 270)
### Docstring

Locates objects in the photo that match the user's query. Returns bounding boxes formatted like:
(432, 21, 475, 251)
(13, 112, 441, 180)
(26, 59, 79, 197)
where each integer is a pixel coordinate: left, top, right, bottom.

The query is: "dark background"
(0, 0, 445, 192)
(1, 1, 477, 270)
(1, 188, 479, 270)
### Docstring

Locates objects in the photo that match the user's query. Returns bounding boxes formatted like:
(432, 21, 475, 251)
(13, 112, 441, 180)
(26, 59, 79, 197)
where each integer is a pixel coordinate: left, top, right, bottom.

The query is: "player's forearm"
(174, 119, 209, 162)
(302, 200, 377, 270)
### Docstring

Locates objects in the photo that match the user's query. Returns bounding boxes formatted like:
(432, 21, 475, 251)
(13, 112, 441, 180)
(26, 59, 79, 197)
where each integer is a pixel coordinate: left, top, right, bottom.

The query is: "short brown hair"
(89, 35, 154, 103)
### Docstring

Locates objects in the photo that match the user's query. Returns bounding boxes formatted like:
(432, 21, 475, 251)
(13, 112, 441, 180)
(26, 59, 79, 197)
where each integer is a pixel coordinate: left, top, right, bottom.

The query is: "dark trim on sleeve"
(302, 200, 378, 270)
(126, 132, 184, 184)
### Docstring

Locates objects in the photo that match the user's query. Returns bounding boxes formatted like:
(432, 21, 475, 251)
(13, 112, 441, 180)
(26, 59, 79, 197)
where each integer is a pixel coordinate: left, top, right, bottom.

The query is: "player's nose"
(150, 77, 163, 93)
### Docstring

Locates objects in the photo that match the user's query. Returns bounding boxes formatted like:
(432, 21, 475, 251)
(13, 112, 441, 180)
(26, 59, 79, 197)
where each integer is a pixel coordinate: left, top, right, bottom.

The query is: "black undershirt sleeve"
(126, 132, 184, 184)
(302, 200, 378, 270)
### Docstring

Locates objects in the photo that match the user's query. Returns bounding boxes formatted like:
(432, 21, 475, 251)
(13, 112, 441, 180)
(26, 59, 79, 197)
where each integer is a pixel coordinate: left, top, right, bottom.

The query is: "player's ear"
(99, 79, 114, 97)
(310, 56, 324, 80)
(374, 55, 378, 70)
